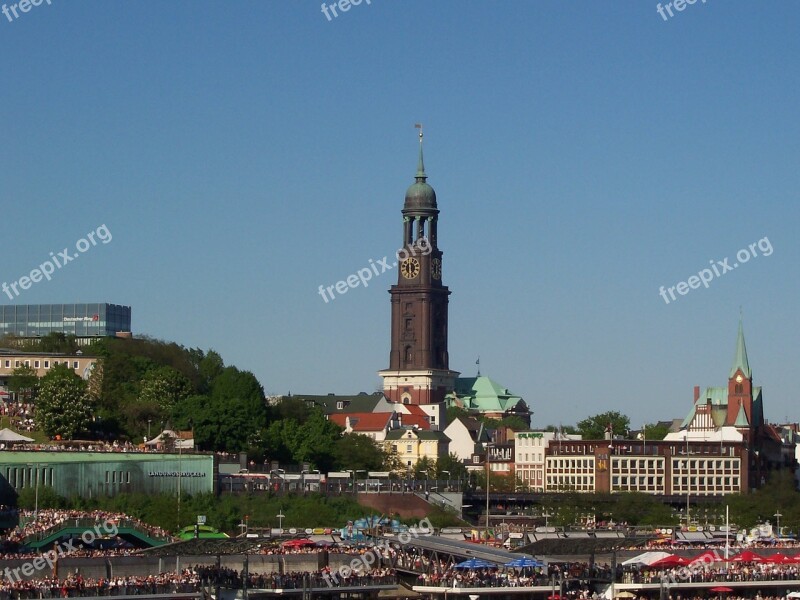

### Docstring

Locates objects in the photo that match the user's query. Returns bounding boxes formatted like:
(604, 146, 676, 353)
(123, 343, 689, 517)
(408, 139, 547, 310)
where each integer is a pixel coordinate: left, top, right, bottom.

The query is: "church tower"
(379, 129, 459, 405)
(727, 318, 756, 435)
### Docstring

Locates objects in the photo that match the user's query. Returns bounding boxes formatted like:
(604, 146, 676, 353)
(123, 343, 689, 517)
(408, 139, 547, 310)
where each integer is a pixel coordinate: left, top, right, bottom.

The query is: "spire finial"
(414, 123, 426, 180)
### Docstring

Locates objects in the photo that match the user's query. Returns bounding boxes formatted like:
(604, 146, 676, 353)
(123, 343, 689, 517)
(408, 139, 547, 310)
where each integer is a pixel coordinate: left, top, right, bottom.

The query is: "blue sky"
(2, 1, 799, 428)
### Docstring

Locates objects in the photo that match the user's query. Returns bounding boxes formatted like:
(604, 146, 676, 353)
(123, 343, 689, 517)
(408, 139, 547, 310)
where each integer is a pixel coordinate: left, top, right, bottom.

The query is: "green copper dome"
(404, 180, 437, 209)
(404, 131, 438, 210)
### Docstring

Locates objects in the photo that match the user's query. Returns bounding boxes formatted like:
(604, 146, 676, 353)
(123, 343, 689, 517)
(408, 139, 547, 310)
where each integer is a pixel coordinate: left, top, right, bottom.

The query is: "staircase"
(356, 492, 431, 519)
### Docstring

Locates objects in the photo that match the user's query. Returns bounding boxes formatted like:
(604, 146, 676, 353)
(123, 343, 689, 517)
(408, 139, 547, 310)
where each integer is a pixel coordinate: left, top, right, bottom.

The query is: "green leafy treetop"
(8, 365, 38, 402)
(576, 411, 631, 440)
(36, 364, 92, 440)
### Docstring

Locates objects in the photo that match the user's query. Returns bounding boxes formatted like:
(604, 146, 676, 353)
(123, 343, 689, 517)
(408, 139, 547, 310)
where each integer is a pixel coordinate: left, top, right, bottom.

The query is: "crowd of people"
(0, 402, 36, 434)
(623, 562, 800, 584)
(194, 564, 397, 589)
(0, 566, 400, 599)
(0, 571, 202, 599)
(1, 509, 172, 546)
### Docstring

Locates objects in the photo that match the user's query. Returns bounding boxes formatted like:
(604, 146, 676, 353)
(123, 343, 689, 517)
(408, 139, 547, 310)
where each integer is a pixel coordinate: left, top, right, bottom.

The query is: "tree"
(294, 411, 343, 472)
(334, 434, 389, 472)
(36, 364, 92, 439)
(180, 367, 266, 453)
(544, 424, 578, 435)
(576, 411, 631, 440)
(8, 365, 38, 402)
(643, 422, 671, 441)
(414, 456, 436, 480)
(435, 453, 468, 482)
(197, 350, 224, 393)
(139, 366, 192, 413)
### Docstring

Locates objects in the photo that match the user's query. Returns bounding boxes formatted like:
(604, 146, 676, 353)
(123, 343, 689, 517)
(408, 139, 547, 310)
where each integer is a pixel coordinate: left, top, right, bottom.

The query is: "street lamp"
(774, 511, 783, 538)
(484, 442, 493, 542)
(276, 511, 285, 530)
(441, 470, 450, 491)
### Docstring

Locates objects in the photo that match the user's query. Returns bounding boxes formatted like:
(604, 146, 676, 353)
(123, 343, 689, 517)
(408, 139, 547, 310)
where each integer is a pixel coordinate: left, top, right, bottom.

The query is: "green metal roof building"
(444, 376, 531, 424)
(0, 452, 215, 502)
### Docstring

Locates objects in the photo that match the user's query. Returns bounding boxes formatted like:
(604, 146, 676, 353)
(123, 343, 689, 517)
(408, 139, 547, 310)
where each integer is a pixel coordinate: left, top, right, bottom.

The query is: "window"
(34, 361, 40, 368)
(406, 444, 412, 453)
(3, 360, 8, 368)
(44, 360, 49, 368)
(15, 360, 20, 367)
(336, 401, 344, 410)
(73, 361, 79, 369)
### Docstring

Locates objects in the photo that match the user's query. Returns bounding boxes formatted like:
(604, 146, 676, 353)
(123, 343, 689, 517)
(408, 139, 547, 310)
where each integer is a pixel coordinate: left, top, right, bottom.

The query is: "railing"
(0, 583, 201, 600)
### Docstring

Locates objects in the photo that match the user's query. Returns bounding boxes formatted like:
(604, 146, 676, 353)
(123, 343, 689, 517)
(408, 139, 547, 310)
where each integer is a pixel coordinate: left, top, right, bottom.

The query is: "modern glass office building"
(0, 303, 131, 340)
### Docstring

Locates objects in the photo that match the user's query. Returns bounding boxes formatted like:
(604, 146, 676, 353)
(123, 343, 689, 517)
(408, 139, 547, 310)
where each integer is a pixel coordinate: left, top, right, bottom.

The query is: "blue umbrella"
(504, 556, 544, 569)
(454, 558, 495, 569)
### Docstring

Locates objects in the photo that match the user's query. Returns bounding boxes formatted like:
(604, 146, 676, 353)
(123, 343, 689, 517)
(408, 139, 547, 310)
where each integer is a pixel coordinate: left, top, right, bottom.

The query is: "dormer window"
(336, 401, 344, 410)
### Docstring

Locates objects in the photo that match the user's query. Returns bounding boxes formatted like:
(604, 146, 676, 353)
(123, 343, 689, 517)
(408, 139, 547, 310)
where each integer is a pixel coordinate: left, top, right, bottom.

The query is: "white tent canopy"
(0, 428, 34, 443)
(622, 551, 673, 566)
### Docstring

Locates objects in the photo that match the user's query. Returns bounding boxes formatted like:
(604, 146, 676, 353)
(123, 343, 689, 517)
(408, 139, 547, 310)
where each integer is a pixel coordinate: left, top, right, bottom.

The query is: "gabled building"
(329, 412, 397, 441)
(675, 319, 763, 444)
(443, 416, 490, 463)
(329, 409, 432, 442)
(394, 402, 444, 431)
(384, 428, 450, 470)
(445, 376, 531, 425)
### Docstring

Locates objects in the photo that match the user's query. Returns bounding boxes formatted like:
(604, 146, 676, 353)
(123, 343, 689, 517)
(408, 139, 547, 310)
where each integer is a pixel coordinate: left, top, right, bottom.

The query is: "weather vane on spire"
(415, 122, 423, 141)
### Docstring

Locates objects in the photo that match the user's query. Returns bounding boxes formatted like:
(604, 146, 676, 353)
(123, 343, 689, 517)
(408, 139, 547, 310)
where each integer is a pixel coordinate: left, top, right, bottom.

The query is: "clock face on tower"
(735, 374, 743, 383)
(400, 257, 420, 279)
(431, 258, 442, 280)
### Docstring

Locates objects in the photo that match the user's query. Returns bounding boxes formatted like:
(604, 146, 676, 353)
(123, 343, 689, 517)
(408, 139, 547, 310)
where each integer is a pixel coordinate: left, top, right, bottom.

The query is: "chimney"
(693, 386, 700, 403)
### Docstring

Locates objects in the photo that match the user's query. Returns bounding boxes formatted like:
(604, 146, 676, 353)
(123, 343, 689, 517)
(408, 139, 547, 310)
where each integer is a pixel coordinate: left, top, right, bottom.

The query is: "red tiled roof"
(400, 415, 431, 430)
(331, 412, 393, 432)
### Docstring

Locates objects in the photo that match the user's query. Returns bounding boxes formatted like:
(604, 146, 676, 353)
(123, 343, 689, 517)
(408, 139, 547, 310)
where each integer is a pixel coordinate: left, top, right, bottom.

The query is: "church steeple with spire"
(379, 127, 459, 405)
(727, 317, 756, 431)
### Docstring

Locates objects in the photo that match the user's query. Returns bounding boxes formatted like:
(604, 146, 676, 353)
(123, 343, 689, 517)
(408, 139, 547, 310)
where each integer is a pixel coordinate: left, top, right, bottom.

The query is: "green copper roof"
(680, 385, 763, 429)
(734, 401, 750, 427)
(416, 132, 427, 180)
(445, 376, 527, 413)
(404, 132, 437, 210)
(729, 318, 752, 379)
